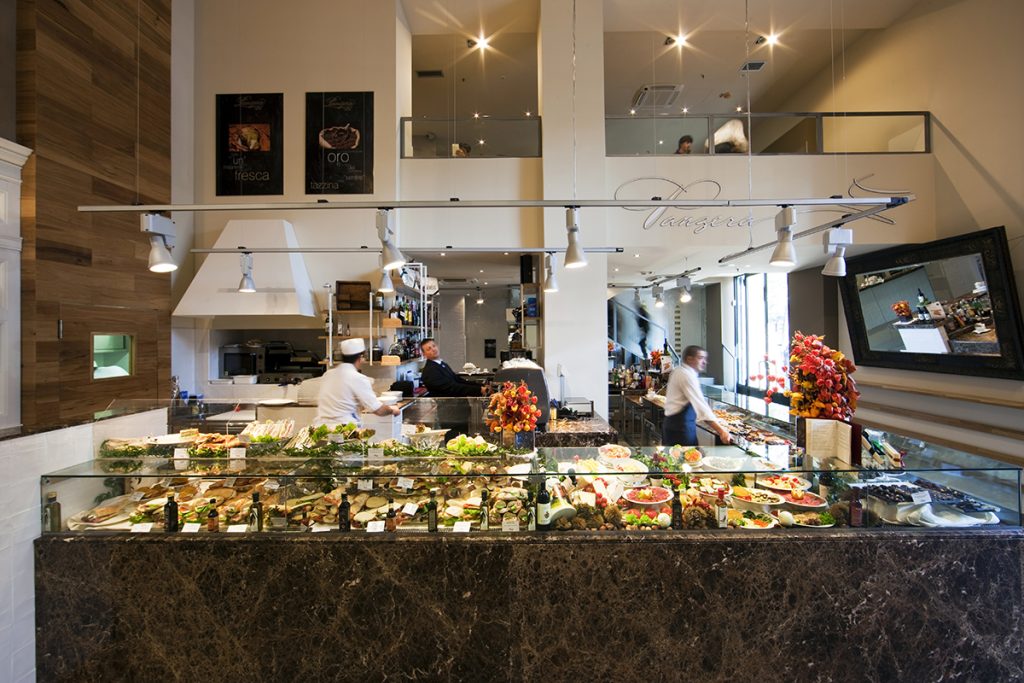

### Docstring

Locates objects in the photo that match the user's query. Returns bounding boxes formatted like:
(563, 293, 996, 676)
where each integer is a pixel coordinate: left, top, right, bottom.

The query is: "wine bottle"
(385, 497, 397, 532)
(206, 500, 219, 532)
(526, 490, 536, 531)
(849, 489, 863, 527)
(164, 494, 179, 533)
(715, 489, 729, 528)
(339, 493, 351, 531)
(248, 492, 264, 532)
(536, 479, 551, 531)
(43, 492, 61, 533)
(426, 490, 438, 533)
(479, 488, 490, 530)
(670, 489, 683, 530)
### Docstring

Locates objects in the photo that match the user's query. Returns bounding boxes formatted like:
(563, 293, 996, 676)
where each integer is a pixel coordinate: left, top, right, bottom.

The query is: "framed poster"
(216, 93, 284, 196)
(306, 92, 373, 194)
(484, 339, 496, 359)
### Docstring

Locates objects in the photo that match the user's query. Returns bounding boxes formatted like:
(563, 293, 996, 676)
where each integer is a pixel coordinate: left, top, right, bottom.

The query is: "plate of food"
(690, 476, 732, 500)
(622, 486, 673, 506)
(68, 496, 134, 529)
(597, 443, 632, 460)
(727, 509, 777, 529)
(606, 458, 649, 485)
(777, 510, 836, 528)
(258, 398, 297, 407)
(147, 433, 195, 445)
(757, 474, 812, 492)
(777, 488, 827, 510)
(669, 445, 704, 467)
(729, 486, 784, 513)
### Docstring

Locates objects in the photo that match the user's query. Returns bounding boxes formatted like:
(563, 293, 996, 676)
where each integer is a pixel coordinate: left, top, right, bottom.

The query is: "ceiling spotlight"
(822, 227, 853, 277)
(629, 109, 636, 116)
(238, 252, 256, 293)
(544, 253, 559, 293)
(680, 288, 692, 303)
(677, 276, 692, 303)
(682, 107, 689, 114)
(736, 106, 743, 112)
(770, 206, 798, 268)
(765, 33, 779, 46)
(653, 285, 665, 308)
(467, 36, 489, 50)
(665, 34, 686, 46)
(141, 213, 177, 273)
(475, 287, 484, 305)
(376, 209, 406, 271)
(564, 207, 588, 269)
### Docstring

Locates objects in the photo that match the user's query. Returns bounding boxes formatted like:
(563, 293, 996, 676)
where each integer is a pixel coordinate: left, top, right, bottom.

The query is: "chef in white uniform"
(316, 338, 399, 426)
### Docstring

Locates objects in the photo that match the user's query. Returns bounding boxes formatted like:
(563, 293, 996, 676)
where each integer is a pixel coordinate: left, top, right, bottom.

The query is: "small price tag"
(130, 492, 145, 502)
(365, 520, 386, 533)
(397, 477, 415, 490)
(592, 480, 607, 497)
(130, 522, 153, 533)
(401, 502, 419, 516)
(357, 479, 374, 491)
(453, 521, 472, 533)
(367, 447, 384, 461)
(578, 491, 597, 507)
(181, 522, 201, 533)
(229, 447, 246, 459)
(173, 448, 189, 471)
(227, 524, 248, 533)
(311, 523, 333, 533)
(264, 481, 280, 491)
(224, 478, 237, 488)
(911, 490, 932, 504)
(501, 518, 520, 532)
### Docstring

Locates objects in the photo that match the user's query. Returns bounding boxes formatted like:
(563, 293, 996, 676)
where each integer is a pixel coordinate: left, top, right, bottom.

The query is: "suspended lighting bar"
(190, 246, 626, 255)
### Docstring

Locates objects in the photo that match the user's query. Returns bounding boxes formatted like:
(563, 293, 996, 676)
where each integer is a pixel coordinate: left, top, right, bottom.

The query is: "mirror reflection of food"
(228, 124, 270, 152)
(319, 124, 361, 150)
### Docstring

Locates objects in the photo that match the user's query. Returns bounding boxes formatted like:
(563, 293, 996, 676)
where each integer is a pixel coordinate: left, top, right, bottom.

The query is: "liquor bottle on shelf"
(339, 493, 351, 532)
(43, 492, 61, 532)
(206, 500, 219, 532)
(426, 490, 438, 533)
(248, 492, 264, 532)
(479, 488, 490, 531)
(715, 489, 729, 528)
(849, 489, 863, 527)
(536, 479, 551, 531)
(164, 494, 179, 533)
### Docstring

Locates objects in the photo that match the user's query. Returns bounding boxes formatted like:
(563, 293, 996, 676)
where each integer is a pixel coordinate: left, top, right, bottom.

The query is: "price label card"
(224, 478, 237, 488)
(367, 447, 384, 461)
(578, 491, 597, 507)
(357, 479, 374, 491)
(181, 522, 201, 533)
(592, 480, 607, 498)
(130, 522, 153, 533)
(401, 502, 419, 516)
(365, 520, 386, 533)
(501, 518, 520, 532)
(911, 490, 932, 504)
(130, 492, 145, 502)
(397, 477, 415, 490)
(173, 448, 189, 471)
(227, 524, 248, 533)
(229, 447, 246, 459)
(264, 481, 280, 491)
(311, 524, 334, 533)
(453, 521, 472, 533)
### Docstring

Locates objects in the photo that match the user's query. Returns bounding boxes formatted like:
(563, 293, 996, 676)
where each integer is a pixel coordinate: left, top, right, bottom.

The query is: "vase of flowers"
(487, 381, 542, 449)
(761, 331, 859, 422)
(891, 300, 912, 322)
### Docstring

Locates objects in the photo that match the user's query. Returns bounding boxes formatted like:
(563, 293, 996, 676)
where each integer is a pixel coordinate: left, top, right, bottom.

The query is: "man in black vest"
(419, 338, 487, 396)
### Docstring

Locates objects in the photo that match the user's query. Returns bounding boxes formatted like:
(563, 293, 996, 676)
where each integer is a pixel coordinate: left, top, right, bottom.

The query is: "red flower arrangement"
(759, 332, 859, 421)
(486, 381, 543, 433)
(890, 300, 912, 319)
(650, 349, 662, 368)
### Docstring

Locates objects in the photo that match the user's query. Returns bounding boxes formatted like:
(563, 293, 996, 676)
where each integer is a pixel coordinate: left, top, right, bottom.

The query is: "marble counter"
(36, 529, 1023, 682)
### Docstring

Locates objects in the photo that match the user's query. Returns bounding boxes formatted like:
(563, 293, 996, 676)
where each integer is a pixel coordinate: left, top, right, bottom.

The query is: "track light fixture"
(633, 288, 643, 306)
(770, 206, 798, 268)
(544, 253, 559, 293)
(141, 212, 177, 273)
(238, 252, 256, 293)
(376, 209, 407, 271)
(822, 228, 853, 277)
(653, 285, 665, 308)
(377, 269, 395, 294)
(564, 207, 588, 269)
(475, 287, 484, 305)
(676, 276, 692, 303)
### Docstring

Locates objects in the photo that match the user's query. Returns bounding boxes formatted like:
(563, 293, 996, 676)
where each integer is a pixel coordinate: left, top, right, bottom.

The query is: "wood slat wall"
(17, 0, 172, 428)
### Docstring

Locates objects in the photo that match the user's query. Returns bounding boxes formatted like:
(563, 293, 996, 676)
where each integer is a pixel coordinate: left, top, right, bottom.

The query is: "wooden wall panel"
(17, 0, 172, 429)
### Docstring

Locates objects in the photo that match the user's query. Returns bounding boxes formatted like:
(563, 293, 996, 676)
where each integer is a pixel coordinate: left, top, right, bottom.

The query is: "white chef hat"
(340, 338, 366, 356)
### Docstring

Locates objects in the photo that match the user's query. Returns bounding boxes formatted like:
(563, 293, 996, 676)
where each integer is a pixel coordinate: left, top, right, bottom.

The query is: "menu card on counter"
(802, 418, 862, 465)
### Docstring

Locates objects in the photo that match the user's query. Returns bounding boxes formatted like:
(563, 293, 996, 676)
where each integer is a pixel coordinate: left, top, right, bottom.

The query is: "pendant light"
(237, 252, 256, 293)
(822, 228, 853, 277)
(544, 253, 560, 293)
(677, 276, 692, 303)
(376, 209, 406, 271)
(564, 207, 588, 268)
(770, 206, 798, 268)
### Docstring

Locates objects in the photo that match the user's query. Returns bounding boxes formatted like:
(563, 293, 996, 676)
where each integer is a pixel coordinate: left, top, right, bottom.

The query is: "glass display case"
(40, 441, 1021, 535)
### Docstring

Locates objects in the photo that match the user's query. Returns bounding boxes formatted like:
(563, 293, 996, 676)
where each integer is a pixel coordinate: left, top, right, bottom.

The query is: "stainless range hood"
(173, 219, 317, 319)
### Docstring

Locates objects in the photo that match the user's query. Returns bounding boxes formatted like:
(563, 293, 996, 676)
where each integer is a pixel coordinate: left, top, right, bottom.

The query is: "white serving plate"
(258, 398, 296, 407)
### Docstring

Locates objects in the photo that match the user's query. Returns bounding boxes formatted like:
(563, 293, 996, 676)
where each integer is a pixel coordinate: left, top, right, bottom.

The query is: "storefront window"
(93, 334, 133, 380)
(735, 274, 789, 400)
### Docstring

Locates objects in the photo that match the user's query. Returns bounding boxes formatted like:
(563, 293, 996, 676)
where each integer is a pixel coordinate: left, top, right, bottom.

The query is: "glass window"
(735, 274, 789, 400)
(93, 334, 133, 380)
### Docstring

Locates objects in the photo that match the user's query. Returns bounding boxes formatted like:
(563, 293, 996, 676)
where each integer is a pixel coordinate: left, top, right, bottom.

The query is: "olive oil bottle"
(43, 492, 61, 532)
(426, 490, 438, 533)
(164, 494, 179, 533)
(338, 493, 351, 532)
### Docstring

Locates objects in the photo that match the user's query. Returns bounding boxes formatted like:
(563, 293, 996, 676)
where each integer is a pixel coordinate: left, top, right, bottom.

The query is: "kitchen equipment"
(493, 365, 550, 428)
(219, 343, 265, 377)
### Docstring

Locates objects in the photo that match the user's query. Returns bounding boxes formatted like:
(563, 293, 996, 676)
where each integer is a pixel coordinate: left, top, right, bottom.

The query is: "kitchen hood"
(173, 219, 317, 318)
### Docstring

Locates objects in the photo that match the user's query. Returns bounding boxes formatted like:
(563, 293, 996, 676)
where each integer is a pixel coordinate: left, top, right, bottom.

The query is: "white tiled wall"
(0, 409, 167, 683)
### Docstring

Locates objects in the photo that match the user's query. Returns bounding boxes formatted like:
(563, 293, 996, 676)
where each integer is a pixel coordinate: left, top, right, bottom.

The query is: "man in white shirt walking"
(316, 338, 400, 427)
(662, 345, 732, 447)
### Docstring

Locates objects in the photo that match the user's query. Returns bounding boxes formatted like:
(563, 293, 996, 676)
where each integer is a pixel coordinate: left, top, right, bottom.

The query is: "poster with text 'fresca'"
(215, 93, 284, 196)
(305, 92, 374, 195)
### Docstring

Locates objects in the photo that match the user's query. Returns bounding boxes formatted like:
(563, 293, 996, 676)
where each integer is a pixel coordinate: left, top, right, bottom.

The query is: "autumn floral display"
(758, 331, 859, 421)
(650, 349, 662, 368)
(486, 381, 543, 433)
(890, 300, 912, 319)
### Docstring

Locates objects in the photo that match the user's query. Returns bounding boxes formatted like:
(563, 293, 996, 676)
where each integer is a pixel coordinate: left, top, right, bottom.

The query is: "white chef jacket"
(315, 363, 381, 426)
(664, 364, 720, 426)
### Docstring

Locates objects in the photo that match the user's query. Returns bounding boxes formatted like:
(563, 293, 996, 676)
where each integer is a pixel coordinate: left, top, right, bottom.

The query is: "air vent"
(739, 61, 766, 73)
(631, 84, 683, 110)
(416, 69, 444, 78)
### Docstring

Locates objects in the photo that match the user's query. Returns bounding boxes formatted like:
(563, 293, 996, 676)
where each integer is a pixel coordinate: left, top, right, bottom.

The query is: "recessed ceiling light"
(736, 106, 742, 112)
(503, 251, 509, 255)
(478, 139, 485, 145)
(440, 252, 446, 256)
(658, 140, 663, 145)
(474, 35, 489, 50)
(765, 33, 779, 46)
(479, 269, 484, 273)
(525, 111, 531, 117)
(682, 107, 689, 114)
(473, 112, 480, 119)
(634, 253, 640, 258)
(484, 282, 488, 285)
(614, 267, 619, 272)
(629, 109, 636, 116)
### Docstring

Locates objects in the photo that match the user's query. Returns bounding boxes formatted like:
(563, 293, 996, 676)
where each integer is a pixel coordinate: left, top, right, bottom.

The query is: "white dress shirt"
(664, 364, 720, 426)
(315, 363, 381, 426)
